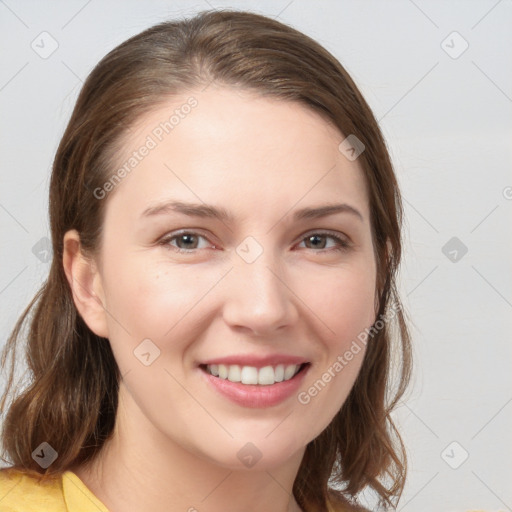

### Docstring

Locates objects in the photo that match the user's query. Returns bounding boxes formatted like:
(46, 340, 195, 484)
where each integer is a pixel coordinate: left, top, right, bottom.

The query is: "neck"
(72, 383, 305, 512)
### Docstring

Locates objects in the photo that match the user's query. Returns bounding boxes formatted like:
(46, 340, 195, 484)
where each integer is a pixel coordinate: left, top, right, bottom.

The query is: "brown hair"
(0, 10, 411, 511)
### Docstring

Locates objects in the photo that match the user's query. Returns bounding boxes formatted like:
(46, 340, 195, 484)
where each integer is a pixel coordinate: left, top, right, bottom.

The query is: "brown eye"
(304, 234, 328, 249)
(160, 231, 212, 253)
(174, 234, 200, 249)
(298, 232, 350, 252)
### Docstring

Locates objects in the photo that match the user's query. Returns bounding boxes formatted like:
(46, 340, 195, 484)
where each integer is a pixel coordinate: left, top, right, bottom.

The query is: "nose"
(222, 249, 299, 336)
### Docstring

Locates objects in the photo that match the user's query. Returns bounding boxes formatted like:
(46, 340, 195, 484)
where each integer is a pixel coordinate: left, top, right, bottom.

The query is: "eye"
(297, 232, 350, 252)
(159, 231, 214, 253)
(158, 230, 350, 254)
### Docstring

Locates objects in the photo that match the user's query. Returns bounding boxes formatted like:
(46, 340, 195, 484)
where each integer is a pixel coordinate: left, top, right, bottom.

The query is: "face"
(84, 86, 377, 470)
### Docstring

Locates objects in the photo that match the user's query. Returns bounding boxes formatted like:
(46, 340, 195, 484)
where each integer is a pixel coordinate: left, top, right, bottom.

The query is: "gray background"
(1, 1, 511, 510)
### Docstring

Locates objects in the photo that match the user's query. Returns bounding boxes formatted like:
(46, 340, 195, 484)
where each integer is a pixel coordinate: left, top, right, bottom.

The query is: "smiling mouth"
(199, 362, 310, 386)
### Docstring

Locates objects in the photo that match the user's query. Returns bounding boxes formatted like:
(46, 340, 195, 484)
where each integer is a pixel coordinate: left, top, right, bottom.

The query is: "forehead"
(105, 86, 369, 219)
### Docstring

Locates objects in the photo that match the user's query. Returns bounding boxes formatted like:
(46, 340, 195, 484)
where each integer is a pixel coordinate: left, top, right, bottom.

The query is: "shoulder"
(0, 467, 66, 512)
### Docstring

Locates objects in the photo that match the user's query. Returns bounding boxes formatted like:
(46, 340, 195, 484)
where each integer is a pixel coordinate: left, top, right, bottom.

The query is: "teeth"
(228, 365, 241, 382)
(205, 363, 302, 385)
(274, 364, 285, 382)
(240, 366, 258, 385)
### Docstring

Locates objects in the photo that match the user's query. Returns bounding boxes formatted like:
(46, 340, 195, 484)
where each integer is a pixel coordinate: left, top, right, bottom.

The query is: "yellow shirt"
(0, 468, 357, 511)
(0, 468, 109, 511)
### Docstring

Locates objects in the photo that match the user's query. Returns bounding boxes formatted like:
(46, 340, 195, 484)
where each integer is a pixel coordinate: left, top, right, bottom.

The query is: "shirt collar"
(62, 471, 110, 512)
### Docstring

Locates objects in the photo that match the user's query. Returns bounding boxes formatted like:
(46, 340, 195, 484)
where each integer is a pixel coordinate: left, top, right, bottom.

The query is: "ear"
(62, 229, 109, 338)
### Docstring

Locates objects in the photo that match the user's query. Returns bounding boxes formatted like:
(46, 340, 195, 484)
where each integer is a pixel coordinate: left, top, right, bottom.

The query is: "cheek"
(293, 261, 376, 419)
(294, 260, 375, 388)
(100, 255, 224, 360)
(297, 260, 377, 344)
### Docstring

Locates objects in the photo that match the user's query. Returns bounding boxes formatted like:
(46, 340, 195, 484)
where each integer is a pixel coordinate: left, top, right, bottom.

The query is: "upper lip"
(199, 354, 309, 368)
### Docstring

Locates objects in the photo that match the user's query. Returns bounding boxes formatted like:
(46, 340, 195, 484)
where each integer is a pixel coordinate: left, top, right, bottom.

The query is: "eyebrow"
(141, 200, 364, 222)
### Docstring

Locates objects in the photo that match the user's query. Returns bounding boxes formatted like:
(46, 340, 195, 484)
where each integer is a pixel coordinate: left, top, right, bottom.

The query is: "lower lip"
(200, 364, 310, 408)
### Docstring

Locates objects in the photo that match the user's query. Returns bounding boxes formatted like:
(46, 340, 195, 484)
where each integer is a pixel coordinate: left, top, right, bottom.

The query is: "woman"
(0, 10, 411, 512)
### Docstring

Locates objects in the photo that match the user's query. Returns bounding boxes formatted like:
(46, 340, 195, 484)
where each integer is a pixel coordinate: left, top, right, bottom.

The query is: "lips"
(199, 361, 310, 408)
(196, 353, 311, 407)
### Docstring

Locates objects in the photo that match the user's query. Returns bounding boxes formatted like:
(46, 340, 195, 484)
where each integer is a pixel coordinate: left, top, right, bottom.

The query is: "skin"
(63, 86, 377, 512)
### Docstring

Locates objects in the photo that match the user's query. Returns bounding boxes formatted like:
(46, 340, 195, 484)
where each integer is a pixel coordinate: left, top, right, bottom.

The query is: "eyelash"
(158, 230, 351, 254)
